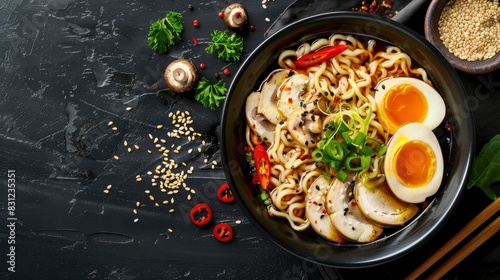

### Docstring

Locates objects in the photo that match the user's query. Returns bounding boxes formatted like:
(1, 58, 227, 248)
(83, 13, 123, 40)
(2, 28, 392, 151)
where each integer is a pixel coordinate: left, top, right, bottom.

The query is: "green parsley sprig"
(147, 12, 183, 54)
(194, 77, 227, 110)
(206, 30, 244, 62)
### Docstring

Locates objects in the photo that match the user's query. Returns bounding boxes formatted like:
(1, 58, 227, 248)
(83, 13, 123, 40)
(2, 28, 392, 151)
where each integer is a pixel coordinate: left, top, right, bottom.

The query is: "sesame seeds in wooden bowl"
(425, 0, 500, 74)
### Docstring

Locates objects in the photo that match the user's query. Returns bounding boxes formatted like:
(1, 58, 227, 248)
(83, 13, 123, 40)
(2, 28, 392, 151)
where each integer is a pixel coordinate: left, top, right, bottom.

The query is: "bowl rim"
(221, 11, 475, 268)
(424, 0, 500, 74)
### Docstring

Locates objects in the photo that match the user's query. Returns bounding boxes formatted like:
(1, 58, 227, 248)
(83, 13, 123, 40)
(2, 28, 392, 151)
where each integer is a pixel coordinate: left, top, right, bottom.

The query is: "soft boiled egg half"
(384, 123, 444, 204)
(375, 77, 446, 135)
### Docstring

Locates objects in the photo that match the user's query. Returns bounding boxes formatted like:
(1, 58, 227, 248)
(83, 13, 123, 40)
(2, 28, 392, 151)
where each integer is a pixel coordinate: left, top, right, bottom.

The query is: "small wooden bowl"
(424, 0, 500, 74)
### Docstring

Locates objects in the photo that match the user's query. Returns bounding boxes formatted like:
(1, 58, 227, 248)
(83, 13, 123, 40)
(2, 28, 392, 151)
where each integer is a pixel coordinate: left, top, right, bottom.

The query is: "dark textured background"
(0, 0, 499, 279)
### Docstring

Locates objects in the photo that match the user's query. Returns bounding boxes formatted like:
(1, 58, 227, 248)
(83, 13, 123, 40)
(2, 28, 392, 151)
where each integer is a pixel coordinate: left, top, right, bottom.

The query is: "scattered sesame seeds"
(103, 189, 109, 194)
(133, 209, 138, 215)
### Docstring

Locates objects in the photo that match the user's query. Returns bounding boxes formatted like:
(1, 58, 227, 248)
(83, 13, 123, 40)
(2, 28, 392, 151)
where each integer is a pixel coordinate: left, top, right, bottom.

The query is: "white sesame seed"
(113, 155, 119, 160)
(156, 125, 163, 129)
(265, 18, 270, 22)
(126, 107, 132, 111)
(168, 228, 173, 233)
(235, 220, 242, 224)
(103, 189, 109, 194)
(133, 218, 139, 223)
(107, 184, 112, 190)
(108, 121, 113, 126)
(169, 209, 175, 213)
(123, 140, 128, 146)
(112, 127, 118, 131)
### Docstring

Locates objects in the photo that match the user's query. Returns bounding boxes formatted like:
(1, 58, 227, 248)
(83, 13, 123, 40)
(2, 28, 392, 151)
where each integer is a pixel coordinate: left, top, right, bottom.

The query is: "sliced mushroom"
(223, 3, 248, 30)
(246, 91, 275, 143)
(305, 176, 346, 243)
(277, 74, 309, 117)
(257, 70, 290, 125)
(286, 108, 321, 148)
(355, 181, 419, 226)
(326, 176, 383, 243)
(164, 59, 198, 93)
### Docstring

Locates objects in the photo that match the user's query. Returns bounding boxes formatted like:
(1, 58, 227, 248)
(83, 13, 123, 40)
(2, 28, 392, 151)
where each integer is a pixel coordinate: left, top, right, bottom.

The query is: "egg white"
(384, 123, 444, 204)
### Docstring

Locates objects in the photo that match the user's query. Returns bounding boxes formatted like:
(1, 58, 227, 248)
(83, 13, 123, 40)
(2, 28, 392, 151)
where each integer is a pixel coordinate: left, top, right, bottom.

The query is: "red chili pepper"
(250, 25, 255, 32)
(223, 68, 230, 76)
(213, 223, 233, 242)
(193, 19, 199, 27)
(192, 36, 198, 45)
(253, 144, 271, 190)
(217, 183, 234, 203)
(294, 45, 348, 68)
(189, 203, 213, 226)
(218, 11, 224, 18)
(199, 63, 205, 69)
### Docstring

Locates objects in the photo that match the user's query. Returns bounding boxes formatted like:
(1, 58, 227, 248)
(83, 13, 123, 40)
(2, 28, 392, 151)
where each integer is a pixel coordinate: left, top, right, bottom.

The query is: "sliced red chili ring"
(189, 203, 213, 227)
(217, 183, 234, 203)
(253, 144, 271, 190)
(294, 45, 348, 68)
(213, 223, 233, 242)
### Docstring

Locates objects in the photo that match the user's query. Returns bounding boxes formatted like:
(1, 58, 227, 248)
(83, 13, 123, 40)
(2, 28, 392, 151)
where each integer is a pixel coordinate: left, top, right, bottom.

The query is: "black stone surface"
(0, 0, 498, 279)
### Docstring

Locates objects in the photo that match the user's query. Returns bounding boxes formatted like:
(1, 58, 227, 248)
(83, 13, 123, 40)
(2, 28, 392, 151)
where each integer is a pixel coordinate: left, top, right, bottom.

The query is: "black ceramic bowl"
(221, 12, 474, 268)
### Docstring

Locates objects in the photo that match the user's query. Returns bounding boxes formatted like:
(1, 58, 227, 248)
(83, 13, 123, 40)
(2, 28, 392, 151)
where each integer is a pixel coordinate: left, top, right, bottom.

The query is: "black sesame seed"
(320, 214, 325, 219)
(305, 140, 309, 146)
(315, 185, 320, 190)
(382, 84, 386, 90)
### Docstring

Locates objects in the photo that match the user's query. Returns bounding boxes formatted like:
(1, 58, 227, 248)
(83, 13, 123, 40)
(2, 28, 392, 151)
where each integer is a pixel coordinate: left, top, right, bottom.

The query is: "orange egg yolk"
(394, 140, 436, 188)
(382, 84, 428, 134)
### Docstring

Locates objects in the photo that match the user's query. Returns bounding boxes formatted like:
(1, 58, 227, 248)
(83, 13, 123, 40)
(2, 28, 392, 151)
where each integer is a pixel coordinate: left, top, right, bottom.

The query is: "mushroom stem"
(173, 68, 188, 84)
(230, 10, 245, 26)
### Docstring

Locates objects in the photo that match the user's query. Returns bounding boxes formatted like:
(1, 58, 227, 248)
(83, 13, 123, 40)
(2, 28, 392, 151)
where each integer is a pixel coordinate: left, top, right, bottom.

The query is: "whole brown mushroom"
(164, 59, 198, 93)
(223, 3, 248, 30)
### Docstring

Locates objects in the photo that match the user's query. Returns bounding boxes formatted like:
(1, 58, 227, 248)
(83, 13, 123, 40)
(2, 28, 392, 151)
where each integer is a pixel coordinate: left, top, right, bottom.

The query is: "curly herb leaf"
(206, 30, 244, 62)
(194, 77, 227, 110)
(147, 12, 183, 54)
(466, 134, 500, 200)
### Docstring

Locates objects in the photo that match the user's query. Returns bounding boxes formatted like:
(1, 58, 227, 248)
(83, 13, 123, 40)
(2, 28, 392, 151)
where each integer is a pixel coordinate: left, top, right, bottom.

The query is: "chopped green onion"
(377, 145, 388, 156)
(328, 158, 341, 170)
(352, 132, 366, 147)
(335, 169, 348, 181)
(344, 155, 371, 171)
(312, 149, 324, 161)
(359, 145, 374, 156)
(341, 131, 352, 144)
